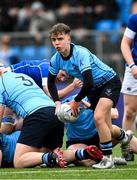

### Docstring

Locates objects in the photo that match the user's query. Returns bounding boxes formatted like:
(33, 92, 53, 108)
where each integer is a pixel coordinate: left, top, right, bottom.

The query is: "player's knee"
(125, 109, 137, 120)
(94, 114, 104, 128)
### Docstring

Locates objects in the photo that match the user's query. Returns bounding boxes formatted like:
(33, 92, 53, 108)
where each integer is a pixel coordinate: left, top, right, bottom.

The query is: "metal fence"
(0, 30, 125, 78)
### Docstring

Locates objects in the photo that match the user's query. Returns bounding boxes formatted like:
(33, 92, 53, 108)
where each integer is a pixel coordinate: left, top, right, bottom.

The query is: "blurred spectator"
(16, 4, 32, 31)
(57, 2, 92, 29)
(20, 33, 51, 60)
(91, 0, 120, 23)
(0, 34, 19, 66)
(92, 0, 121, 43)
(57, 2, 92, 41)
(0, 8, 18, 32)
(29, 1, 57, 35)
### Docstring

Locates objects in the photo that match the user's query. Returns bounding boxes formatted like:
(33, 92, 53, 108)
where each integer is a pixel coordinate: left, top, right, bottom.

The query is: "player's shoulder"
(73, 44, 91, 56)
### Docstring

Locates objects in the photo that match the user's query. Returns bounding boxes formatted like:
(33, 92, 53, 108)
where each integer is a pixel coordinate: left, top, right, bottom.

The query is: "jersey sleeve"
(127, 14, 137, 33)
(39, 62, 49, 87)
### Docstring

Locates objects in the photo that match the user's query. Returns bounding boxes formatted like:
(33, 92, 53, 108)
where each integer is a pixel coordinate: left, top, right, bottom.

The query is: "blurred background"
(1, 0, 137, 126)
(0, 0, 137, 78)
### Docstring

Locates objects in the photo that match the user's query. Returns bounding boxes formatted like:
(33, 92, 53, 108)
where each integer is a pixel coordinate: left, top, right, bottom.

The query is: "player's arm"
(0, 107, 16, 134)
(47, 72, 61, 112)
(57, 78, 83, 99)
(43, 80, 81, 99)
(121, 28, 137, 79)
(70, 70, 93, 116)
(121, 34, 134, 66)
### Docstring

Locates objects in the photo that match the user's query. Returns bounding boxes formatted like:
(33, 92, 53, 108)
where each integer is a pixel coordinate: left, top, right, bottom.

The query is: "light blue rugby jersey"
(63, 96, 97, 141)
(11, 59, 50, 89)
(127, 14, 137, 63)
(49, 44, 116, 88)
(0, 72, 55, 118)
(1, 131, 20, 167)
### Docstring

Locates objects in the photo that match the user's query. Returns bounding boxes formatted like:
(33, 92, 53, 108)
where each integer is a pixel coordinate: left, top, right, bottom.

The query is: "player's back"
(66, 108, 97, 141)
(0, 72, 55, 118)
(11, 59, 50, 88)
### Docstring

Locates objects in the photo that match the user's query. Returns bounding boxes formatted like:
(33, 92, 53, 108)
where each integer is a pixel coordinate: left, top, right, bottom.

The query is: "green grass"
(0, 143, 137, 179)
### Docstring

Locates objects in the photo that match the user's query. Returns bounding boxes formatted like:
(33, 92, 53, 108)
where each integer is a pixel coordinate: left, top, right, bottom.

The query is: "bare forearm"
(121, 37, 134, 66)
(58, 83, 75, 99)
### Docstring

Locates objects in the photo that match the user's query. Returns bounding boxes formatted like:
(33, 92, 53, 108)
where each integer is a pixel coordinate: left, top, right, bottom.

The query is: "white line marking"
(1, 168, 137, 174)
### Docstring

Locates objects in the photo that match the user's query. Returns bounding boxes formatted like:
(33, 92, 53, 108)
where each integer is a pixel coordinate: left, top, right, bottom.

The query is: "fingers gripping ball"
(56, 103, 79, 123)
(1, 116, 16, 134)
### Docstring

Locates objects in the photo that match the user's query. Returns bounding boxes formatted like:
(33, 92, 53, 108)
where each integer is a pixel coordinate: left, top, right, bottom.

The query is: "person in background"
(0, 34, 19, 66)
(120, 13, 137, 161)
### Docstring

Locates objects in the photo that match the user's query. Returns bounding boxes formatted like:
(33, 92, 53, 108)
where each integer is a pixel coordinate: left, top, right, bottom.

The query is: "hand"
(80, 100, 91, 108)
(55, 101, 61, 115)
(72, 78, 83, 89)
(56, 70, 69, 82)
(69, 100, 80, 117)
(131, 66, 137, 79)
(1, 116, 16, 134)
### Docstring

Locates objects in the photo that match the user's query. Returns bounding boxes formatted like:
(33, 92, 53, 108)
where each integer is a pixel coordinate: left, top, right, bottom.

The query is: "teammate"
(121, 13, 137, 160)
(0, 130, 102, 168)
(61, 96, 133, 167)
(0, 131, 20, 167)
(47, 23, 121, 169)
(0, 71, 102, 168)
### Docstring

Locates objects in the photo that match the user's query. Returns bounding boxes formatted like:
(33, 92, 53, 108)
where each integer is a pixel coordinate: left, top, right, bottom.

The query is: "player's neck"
(61, 45, 71, 58)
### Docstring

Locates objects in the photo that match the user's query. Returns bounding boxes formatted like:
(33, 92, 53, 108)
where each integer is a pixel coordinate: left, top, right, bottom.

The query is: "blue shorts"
(17, 107, 64, 149)
(66, 133, 100, 149)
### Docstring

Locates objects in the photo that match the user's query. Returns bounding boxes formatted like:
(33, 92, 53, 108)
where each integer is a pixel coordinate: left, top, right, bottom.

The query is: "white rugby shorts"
(121, 66, 137, 95)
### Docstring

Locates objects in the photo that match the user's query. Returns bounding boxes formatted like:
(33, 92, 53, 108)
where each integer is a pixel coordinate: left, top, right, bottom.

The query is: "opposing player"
(2, 60, 82, 99)
(48, 23, 121, 168)
(121, 13, 137, 160)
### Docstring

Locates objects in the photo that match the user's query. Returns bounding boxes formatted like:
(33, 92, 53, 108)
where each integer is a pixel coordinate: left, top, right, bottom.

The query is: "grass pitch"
(0, 144, 137, 179)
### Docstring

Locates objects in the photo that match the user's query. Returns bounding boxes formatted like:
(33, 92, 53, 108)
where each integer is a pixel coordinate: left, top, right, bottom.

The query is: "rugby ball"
(56, 103, 79, 123)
